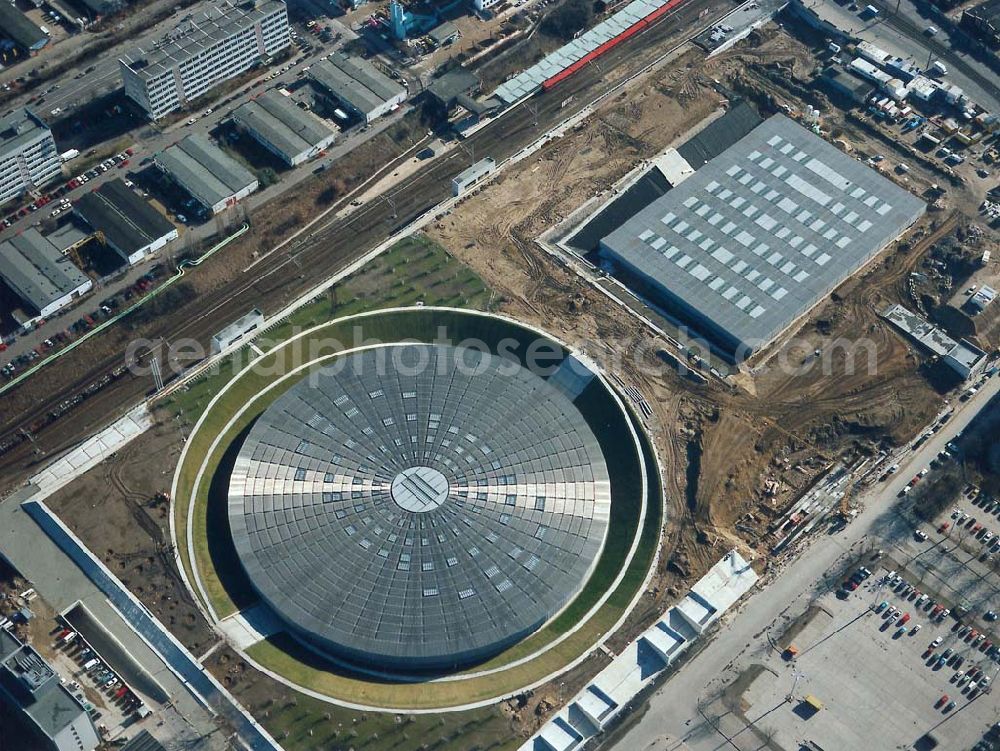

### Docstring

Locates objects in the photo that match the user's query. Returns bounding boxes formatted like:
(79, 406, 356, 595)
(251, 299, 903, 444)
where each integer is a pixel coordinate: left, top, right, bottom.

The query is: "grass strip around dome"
(171, 308, 661, 709)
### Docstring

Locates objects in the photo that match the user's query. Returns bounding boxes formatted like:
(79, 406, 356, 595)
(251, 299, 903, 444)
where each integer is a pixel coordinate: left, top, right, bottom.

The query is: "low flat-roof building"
(0, 108, 61, 204)
(211, 307, 264, 353)
(426, 67, 480, 110)
(155, 133, 258, 215)
(0, 629, 100, 751)
(75, 179, 178, 265)
(819, 66, 875, 105)
(0, 2, 48, 52)
(944, 339, 988, 379)
(0, 229, 92, 321)
(428, 21, 459, 48)
(230, 90, 336, 166)
(969, 285, 996, 314)
(452, 157, 495, 196)
(308, 54, 406, 124)
(600, 115, 925, 360)
(120, 0, 290, 119)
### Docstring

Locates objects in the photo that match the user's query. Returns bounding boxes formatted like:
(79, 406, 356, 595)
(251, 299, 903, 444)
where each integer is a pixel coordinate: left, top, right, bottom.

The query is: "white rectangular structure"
(120, 0, 291, 120)
(211, 308, 264, 353)
(0, 108, 61, 204)
(451, 157, 496, 196)
(519, 550, 758, 750)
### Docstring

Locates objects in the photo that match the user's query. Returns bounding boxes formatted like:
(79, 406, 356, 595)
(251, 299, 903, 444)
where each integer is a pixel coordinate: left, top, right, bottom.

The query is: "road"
(0, 0, 736, 485)
(607, 372, 1000, 751)
(802, 0, 1000, 113)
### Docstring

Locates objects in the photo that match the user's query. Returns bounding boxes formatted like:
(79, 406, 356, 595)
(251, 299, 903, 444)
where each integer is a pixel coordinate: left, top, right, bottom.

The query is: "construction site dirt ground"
(424, 25, 992, 616)
(43, 419, 219, 658)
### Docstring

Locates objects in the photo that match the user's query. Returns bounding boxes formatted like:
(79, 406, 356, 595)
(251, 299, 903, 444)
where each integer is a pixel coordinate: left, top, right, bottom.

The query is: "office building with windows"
(0, 108, 61, 204)
(119, 0, 290, 120)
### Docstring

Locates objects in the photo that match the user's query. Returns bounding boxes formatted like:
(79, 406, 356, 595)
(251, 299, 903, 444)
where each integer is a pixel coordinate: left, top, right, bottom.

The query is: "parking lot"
(727, 563, 1000, 750)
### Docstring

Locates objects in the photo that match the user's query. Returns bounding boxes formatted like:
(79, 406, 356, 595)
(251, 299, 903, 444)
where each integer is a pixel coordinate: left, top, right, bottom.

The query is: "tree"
(541, 0, 594, 41)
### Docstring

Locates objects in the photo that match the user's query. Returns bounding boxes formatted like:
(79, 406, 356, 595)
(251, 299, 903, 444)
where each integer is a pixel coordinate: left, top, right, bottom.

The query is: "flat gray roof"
(0, 108, 51, 161)
(600, 115, 925, 354)
(74, 179, 176, 259)
(882, 304, 956, 355)
(231, 90, 334, 160)
(0, 629, 90, 742)
(0, 229, 89, 313)
(228, 344, 611, 669)
(0, 2, 48, 50)
(309, 54, 404, 116)
(120, 0, 286, 81)
(156, 133, 257, 209)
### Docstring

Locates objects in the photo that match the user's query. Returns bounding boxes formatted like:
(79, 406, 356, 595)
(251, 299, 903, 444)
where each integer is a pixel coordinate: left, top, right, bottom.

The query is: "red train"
(541, 0, 690, 91)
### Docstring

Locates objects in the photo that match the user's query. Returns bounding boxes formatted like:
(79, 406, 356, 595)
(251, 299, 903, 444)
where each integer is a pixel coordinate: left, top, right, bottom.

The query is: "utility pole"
(384, 193, 398, 220)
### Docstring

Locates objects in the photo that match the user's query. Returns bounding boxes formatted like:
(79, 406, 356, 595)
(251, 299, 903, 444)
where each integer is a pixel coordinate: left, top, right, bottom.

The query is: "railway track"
(0, 0, 732, 481)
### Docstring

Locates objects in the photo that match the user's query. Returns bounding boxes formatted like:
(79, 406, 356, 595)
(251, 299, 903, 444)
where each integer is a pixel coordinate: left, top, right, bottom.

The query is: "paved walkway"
(28, 405, 151, 496)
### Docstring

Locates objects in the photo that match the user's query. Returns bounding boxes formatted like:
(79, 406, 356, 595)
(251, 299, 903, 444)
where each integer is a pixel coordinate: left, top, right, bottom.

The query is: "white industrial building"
(119, 0, 291, 120)
(0, 229, 91, 325)
(969, 285, 996, 314)
(519, 551, 758, 751)
(211, 308, 264, 353)
(882, 304, 987, 380)
(0, 108, 62, 204)
(155, 134, 258, 214)
(308, 54, 406, 124)
(230, 90, 337, 166)
(452, 157, 496, 196)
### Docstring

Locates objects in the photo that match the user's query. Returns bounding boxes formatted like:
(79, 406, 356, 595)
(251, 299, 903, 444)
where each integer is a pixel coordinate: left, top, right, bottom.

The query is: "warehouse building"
(308, 54, 406, 124)
(230, 90, 336, 166)
(0, 108, 61, 204)
(0, 2, 49, 53)
(600, 115, 925, 360)
(75, 179, 178, 266)
(818, 66, 875, 105)
(0, 229, 92, 323)
(0, 629, 99, 751)
(154, 134, 258, 215)
(119, 0, 290, 120)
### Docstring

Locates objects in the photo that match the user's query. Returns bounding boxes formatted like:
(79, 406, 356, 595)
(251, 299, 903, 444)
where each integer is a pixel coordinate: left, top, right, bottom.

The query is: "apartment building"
(119, 0, 291, 120)
(0, 108, 61, 204)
